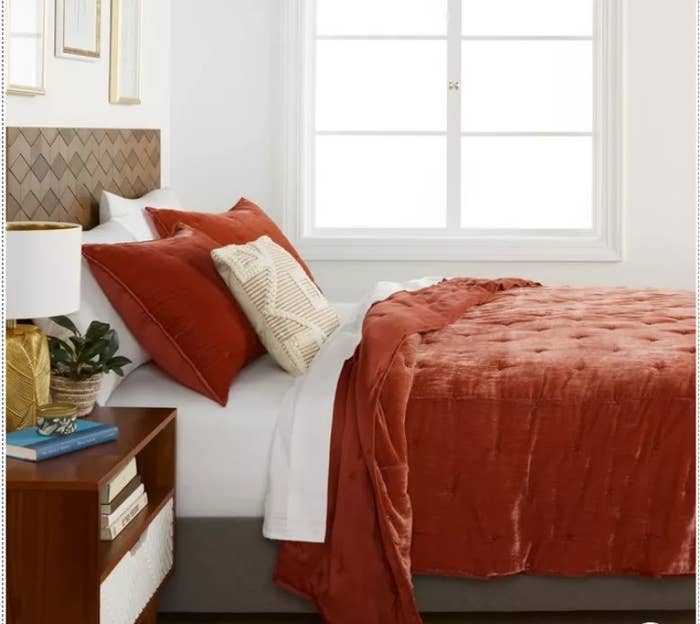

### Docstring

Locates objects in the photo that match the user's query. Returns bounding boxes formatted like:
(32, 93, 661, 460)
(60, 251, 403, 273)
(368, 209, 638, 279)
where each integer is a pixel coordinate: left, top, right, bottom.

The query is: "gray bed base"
(159, 518, 694, 614)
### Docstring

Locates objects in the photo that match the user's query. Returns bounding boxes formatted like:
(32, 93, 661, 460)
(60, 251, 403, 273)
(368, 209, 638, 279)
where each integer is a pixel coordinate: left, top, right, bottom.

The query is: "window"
(282, 0, 622, 261)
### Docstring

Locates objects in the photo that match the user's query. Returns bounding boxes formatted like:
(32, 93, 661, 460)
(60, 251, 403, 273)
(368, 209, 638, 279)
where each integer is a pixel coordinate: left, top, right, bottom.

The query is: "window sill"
(294, 235, 623, 262)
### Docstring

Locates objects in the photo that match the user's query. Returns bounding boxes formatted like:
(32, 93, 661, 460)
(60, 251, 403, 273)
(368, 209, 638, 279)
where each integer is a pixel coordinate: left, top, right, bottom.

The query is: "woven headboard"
(6, 128, 161, 230)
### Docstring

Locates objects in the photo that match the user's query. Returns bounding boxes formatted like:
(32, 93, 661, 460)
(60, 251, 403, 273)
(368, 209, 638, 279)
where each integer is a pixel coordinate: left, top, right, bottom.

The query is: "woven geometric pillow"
(212, 236, 340, 376)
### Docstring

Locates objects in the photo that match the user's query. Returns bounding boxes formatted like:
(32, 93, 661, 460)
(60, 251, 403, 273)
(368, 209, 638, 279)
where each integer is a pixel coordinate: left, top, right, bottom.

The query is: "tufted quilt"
(275, 279, 696, 624)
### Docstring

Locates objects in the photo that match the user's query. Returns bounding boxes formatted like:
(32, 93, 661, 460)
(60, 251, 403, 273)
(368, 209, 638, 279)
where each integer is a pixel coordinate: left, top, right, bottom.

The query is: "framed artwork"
(55, 0, 101, 59)
(109, 0, 141, 104)
(7, 0, 46, 95)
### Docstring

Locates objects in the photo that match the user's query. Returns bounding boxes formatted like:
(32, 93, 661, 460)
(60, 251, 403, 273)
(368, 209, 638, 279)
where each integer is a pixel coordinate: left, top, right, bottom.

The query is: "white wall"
(171, 0, 696, 301)
(7, 0, 172, 183)
(170, 0, 281, 213)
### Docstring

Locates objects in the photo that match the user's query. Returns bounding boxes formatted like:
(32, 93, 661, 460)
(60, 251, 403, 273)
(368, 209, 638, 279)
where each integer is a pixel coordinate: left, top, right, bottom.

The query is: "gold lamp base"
(6, 321, 51, 432)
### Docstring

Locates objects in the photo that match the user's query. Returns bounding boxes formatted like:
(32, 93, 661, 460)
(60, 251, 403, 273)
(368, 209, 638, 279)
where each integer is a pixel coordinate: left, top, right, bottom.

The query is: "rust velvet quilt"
(275, 278, 696, 624)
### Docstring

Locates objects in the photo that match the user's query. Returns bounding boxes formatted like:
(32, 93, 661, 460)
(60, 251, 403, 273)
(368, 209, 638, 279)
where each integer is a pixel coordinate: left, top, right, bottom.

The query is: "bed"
(107, 283, 694, 616)
(106, 303, 359, 521)
(7, 126, 694, 617)
(107, 344, 694, 615)
(270, 278, 695, 622)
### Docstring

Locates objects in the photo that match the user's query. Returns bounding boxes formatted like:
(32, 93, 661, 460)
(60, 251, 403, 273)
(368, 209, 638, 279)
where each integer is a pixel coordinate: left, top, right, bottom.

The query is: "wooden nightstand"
(7, 407, 176, 624)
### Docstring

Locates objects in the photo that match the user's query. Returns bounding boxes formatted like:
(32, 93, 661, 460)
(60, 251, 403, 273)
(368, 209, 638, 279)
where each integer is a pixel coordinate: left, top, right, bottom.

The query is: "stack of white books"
(100, 458, 148, 541)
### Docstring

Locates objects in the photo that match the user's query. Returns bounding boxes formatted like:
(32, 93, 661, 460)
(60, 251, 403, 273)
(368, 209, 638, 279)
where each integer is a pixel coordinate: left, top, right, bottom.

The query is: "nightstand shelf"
(7, 407, 176, 624)
(99, 485, 174, 580)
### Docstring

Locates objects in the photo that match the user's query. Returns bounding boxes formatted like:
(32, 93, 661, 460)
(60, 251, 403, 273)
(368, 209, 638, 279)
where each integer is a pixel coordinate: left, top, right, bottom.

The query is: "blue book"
(7, 420, 118, 462)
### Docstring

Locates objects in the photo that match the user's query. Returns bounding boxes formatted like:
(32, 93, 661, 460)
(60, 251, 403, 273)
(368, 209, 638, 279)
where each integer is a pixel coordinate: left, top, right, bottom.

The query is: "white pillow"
(212, 236, 340, 376)
(35, 220, 151, 405)
(99, 188, 182, 241)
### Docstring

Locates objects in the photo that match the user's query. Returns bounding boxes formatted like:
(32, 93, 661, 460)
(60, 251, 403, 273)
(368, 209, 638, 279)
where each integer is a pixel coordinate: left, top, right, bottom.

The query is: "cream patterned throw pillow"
(212, 236, 340, 376)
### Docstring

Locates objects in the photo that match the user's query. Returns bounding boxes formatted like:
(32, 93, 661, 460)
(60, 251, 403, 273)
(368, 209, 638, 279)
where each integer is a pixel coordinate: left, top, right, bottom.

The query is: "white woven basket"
(49, 373, 103, 417)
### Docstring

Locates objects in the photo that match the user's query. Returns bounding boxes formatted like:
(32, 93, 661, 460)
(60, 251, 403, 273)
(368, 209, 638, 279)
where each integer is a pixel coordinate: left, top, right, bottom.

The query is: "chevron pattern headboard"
(6, 127, 161, 230)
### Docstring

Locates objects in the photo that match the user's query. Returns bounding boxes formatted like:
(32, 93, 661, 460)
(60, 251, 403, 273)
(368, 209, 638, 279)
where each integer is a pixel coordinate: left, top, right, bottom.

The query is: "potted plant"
(47, 316, 132, 417)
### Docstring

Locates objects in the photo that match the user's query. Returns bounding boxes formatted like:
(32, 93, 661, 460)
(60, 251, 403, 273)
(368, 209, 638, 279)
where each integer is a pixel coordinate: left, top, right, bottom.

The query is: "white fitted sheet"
(107, 303, 357, 519)
(263, 278, 441, 542)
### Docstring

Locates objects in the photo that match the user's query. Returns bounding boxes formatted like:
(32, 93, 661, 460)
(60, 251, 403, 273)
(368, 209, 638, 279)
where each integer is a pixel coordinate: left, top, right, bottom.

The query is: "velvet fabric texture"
(82, 226, 264, 405)
(275, 280, 696, 624)
(146, 198, 314, 280)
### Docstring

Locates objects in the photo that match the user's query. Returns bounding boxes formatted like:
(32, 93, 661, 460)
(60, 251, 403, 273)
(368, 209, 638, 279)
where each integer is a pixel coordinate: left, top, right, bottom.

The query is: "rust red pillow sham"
(82, 225, 264, 405)
(145, 198, 314, 280)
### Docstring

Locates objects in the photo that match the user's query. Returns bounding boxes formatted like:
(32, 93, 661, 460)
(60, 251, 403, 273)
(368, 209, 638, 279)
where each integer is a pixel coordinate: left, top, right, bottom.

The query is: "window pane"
(317, 0, 447, 36)
(462, 41, 592, 132)
(461, 137, 592, 229)
(462, 0, 593, 36)
(315, 136, 446, 228)
(316, 41, 446, 132)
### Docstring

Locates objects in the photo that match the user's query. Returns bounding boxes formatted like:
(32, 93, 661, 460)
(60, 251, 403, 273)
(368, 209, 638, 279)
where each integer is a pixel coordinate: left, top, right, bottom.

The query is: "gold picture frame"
(109, 0, 141, 105)
(55, 0, 101, 60)
(7, 0, 47, 96)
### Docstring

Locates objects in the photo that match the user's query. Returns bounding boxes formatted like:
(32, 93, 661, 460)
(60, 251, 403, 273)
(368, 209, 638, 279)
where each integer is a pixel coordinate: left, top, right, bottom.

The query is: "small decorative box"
(36, 403, 78, 436)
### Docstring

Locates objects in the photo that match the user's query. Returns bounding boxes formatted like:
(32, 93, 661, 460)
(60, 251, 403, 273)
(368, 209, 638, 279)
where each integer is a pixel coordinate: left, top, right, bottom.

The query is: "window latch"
(448, 81, 460, 91)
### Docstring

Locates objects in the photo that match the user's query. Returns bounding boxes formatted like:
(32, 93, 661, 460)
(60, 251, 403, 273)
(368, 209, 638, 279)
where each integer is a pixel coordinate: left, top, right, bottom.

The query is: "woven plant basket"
(50, 373, 103, 417)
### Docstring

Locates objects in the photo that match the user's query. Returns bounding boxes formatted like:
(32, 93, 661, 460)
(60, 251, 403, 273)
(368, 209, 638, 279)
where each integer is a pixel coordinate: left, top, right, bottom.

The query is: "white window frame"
(281, 0, 623, 262)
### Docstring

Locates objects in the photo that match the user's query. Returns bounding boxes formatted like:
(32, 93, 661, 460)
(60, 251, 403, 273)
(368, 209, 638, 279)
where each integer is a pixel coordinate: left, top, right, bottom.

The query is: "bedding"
(99, 188, 182, 241)
(212, 236, 340, 376)
(109, 356, 292, 517)
(271, 279, 696, 624)
(82, 225, 264, 405)
(146, 198, 314, 280)
(264, 277, 442, 541)
(35, 220, 150, 404)
(107, 303, 358, 517)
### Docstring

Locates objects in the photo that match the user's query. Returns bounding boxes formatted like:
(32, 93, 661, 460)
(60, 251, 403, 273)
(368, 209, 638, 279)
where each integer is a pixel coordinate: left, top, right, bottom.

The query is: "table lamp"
(6, 222, 82, 431)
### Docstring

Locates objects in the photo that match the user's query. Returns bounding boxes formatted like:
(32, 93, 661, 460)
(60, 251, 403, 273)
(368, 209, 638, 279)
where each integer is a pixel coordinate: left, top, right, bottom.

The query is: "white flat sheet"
(108, 303, 358, 518)
(263, 278, 441, 542)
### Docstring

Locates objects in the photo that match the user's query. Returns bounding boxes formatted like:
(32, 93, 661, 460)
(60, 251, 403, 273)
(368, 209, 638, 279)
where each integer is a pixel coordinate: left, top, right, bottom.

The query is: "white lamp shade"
(6, 222, 82, 319)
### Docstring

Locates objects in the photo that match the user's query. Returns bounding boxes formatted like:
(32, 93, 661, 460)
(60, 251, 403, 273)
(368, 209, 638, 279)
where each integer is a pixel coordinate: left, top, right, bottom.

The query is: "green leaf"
(47, 335, 74, 355)
(48, 337, 76, 371)
(69, 335, 85, 348)
(49, 347, 73, 365)
(106, 356, 132, 368)
(85, 320, 111, 342)
(69, 336, 86, 361)
(49, 315, 79, 335)
(49, 339, 77, 376)
(47, 317, 130, 380)
(101, 330, 119, 361)
(78, 338, 109, 364)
